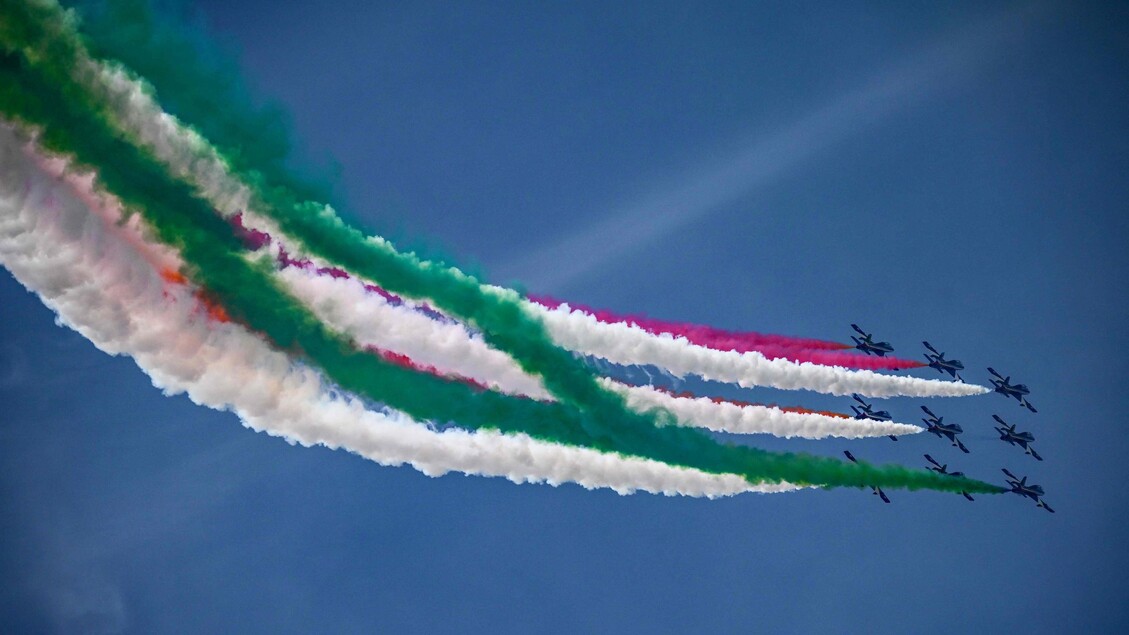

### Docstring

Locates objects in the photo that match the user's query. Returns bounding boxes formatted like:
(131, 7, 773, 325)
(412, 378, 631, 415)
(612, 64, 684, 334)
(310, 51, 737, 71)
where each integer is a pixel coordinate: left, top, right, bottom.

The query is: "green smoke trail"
(0, 0, 1005, 495)
(61, 0, 337, 207)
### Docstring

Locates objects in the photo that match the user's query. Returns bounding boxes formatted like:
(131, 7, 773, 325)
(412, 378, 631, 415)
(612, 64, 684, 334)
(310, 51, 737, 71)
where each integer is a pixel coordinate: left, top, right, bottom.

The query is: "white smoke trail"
(33, 29, 985, 400)
(0, 123, 798, 498)
(602, 379, 921, 439)
(531, 303, 988, 398)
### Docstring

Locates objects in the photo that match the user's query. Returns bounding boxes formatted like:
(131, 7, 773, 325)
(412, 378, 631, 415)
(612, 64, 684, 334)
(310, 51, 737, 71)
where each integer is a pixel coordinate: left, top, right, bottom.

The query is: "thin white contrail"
(494, 3, 1045, 291)
(30, 16, 984, 400)
(0, 124, 793, 497)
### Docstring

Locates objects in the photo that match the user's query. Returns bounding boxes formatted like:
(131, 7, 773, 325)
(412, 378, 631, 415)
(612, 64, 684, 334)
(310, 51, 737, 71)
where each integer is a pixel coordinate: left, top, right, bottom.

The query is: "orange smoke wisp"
(160, 268, 188, 285)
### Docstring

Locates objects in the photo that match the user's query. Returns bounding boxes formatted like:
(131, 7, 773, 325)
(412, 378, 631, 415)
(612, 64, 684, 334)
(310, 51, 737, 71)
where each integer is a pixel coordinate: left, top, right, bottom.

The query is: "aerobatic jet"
(988, 367, 1037, 413)
(921, 406, 969, 453)
(850, 324, 894, 356)
(993, 414, 1043, 461)
(843, 451, 891, 503)
(1002, 468, 1055, 513)
(922, 341, 965, 381)
(850, 394, 899, 441)
(924, 454, 975, 501)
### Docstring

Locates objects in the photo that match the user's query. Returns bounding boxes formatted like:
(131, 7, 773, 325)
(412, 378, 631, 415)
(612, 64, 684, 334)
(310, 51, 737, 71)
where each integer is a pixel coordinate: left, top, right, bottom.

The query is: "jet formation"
(839, 327, 1053, 512)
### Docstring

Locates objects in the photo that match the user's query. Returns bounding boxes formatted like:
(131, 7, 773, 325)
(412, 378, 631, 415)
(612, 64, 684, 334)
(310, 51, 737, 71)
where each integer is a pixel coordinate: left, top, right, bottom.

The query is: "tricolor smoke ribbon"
(0, 0, 1004, 498)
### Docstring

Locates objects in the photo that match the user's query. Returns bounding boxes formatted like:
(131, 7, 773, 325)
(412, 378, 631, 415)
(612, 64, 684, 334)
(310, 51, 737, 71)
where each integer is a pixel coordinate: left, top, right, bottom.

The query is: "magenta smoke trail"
(739, 345, 924, 371)
(529, 296, 924, 370)
(231, 213, 453, 323)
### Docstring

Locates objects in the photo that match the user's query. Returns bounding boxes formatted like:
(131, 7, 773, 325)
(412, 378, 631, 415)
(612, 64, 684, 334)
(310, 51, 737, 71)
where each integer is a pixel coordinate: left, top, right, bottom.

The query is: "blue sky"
(2, 1, 1128, 632)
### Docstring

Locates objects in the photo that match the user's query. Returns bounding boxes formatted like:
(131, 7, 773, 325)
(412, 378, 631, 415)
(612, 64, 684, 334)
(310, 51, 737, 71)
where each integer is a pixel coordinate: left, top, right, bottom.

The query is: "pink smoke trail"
(529, 296, 924, 370)
(529, 295, 846, 351)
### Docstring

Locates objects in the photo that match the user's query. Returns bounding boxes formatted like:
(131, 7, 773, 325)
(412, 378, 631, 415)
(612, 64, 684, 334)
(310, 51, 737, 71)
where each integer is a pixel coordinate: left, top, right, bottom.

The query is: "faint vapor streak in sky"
(498, 3, 1049, 292)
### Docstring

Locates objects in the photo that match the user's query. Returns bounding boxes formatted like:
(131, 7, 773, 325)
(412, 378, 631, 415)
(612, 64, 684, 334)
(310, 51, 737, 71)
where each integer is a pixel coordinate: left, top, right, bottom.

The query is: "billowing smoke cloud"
(0, 124, 785, 498)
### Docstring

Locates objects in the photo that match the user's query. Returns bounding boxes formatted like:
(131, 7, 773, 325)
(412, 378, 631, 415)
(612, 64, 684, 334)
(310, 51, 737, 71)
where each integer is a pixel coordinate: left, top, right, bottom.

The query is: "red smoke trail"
(530, 296, 924, 370)
(647, 386, 852, 419)
(367, 347, 545, 398)
(755, 346, 926, 370)
(529, 295, 848, 352)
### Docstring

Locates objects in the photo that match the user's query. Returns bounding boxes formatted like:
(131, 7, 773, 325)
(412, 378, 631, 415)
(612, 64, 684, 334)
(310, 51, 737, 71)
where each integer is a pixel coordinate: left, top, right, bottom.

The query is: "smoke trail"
(529, 296, 926, 370)
(530, 295, 848, 352)
(534, 302, 986, 398)
(0, 122, 787, 498)
(0, 2, 1003, 494)
(602, 379, 921, 439)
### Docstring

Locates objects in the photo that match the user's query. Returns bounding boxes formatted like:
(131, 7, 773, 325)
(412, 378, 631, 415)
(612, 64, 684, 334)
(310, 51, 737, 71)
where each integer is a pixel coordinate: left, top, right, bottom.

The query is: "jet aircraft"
(1002, 468, 1055, 513)
(923, 341, 965, 381)
(924, 454, 975, 501)
(993, 414, 1043, 461)
(843, 451, 891, 503)
(850, 324, 894, 356)
(921, 405, 969, 453)
(850, 394, 899, 441)
(988, 367, 1037, 413)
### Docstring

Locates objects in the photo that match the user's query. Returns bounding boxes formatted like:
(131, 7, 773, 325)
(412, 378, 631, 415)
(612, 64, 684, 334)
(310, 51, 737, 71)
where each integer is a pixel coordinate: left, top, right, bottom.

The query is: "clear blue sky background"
(2, 1, 1127, 632)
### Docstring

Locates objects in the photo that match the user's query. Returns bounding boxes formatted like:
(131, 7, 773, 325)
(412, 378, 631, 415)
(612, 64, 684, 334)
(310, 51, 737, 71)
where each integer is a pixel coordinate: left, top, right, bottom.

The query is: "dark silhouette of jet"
(923, 341, 964, 381)
(1002, 468, 1054, 513)
(850, 394, 899, 441)
(988, 367, 1037, 413)
(993, 414, 1043, 461)
(850, 324, 894, 356)
(921, 405, 969, 453)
